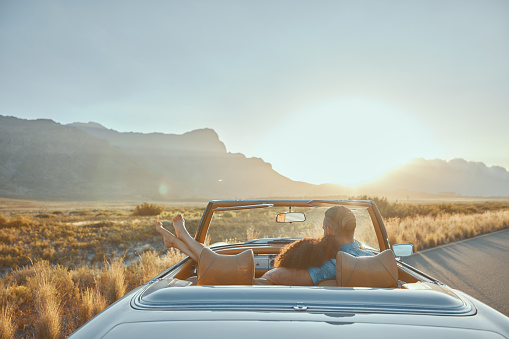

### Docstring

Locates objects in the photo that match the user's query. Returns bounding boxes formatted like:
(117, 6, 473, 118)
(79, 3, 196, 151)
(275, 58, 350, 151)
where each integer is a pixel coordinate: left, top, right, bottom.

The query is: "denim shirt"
(307, 242, 374, 285)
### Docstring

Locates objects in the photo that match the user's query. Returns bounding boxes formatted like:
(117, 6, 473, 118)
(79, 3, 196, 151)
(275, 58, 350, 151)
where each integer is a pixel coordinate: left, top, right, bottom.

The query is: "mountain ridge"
(1, 116, 348, 200)
(1, 115, 508, 200)
(363, 157, 509, 197)
(0, 116, 158, 200)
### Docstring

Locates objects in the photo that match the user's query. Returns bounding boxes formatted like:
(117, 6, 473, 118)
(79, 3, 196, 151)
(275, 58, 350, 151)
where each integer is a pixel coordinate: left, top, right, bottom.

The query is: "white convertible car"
(70, 199, 509, 338)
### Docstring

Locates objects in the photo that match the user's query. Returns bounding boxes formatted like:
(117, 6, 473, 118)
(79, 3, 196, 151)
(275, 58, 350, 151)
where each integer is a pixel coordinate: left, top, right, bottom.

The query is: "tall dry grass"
(1, 200, 508, 338)
(0, 304, 15, 339)
(101, 259, 126, 304)
(0, 204, 204, 271)
(386, 209, 509, 251)
(34, 277, 61, 339)
(127, 249, 185, 286)
(77, 287, 106, 328)
(0, 250, 183, 338)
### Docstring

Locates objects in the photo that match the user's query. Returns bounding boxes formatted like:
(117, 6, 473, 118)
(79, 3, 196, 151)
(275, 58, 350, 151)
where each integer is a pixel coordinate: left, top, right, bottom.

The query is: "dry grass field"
(0, 197, 508, 338)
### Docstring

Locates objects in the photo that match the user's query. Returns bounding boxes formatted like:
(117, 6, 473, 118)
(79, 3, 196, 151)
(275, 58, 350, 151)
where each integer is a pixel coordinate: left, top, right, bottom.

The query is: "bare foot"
(172, 213, 189, 240)
(155, 220, 178, 249)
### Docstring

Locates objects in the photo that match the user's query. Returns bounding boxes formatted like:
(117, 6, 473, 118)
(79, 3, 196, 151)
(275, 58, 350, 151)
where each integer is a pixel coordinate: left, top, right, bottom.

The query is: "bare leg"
(172, 214, 204, 260)
(155, 220, 199, 262)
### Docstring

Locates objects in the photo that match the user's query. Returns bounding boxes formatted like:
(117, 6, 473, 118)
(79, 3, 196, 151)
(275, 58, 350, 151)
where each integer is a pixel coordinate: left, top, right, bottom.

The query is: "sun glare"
(253, 98, 442, 186)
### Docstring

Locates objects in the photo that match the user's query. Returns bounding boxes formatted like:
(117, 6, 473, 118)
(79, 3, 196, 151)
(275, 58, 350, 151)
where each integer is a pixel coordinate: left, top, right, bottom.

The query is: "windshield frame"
(196, 200, 389, 251)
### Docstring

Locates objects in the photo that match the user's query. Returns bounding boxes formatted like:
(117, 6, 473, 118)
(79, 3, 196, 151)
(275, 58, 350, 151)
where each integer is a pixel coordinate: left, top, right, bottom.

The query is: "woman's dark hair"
(274, 206, 356, 269)
(274, 236, 341, 269)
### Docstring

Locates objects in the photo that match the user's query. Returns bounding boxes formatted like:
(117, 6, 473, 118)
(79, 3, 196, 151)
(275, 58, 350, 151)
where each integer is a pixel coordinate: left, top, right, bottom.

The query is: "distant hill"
(67, 121, 341, 199)
(1, 116, 508, 200)
(0, 116, 348, 200)
(362, 158, 509, 197)
(0, 116, 158, 200)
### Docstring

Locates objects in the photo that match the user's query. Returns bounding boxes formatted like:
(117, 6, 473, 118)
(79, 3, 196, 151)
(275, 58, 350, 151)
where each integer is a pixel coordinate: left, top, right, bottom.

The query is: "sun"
(253, 97, 442, 186)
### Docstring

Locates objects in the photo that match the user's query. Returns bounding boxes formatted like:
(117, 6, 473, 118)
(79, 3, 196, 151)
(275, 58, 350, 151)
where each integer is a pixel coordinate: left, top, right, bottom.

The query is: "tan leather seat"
(335, 249, 398, 288)
(196, 247, 255, 285)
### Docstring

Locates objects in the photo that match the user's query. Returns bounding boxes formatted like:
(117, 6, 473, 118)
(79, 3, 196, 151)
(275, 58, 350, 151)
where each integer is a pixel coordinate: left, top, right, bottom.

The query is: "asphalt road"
(401, 228, 509, 317)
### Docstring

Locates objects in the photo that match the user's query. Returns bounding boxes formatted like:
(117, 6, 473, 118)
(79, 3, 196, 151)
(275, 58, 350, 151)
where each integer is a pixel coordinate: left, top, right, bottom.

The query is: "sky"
(1, 0, 508, 186)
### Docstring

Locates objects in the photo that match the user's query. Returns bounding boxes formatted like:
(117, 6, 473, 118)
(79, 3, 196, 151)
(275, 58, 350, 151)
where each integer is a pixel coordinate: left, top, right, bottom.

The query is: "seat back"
(335, 249, 398, 288)
(196, 247, 255, 285)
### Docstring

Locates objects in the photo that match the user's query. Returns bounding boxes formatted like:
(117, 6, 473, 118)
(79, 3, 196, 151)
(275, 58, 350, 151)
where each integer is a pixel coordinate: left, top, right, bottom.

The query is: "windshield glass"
(206, 205, 379, 251)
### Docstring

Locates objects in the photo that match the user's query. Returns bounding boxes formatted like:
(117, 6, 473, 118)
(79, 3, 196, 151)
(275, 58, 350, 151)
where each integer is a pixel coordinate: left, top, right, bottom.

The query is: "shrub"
(0, 214, 8, 226)
(5, 216, 32, 228)
(72, 266, 97, 292)
(10, 285, 32, 306)
(132, 202, 164, 216)
(0, 231, 16, 244)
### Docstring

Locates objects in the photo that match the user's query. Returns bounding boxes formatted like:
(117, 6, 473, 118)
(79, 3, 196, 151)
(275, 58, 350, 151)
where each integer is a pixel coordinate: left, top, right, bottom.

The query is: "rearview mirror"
(276, 212, 306, 223)
(392, 244, 414, 257)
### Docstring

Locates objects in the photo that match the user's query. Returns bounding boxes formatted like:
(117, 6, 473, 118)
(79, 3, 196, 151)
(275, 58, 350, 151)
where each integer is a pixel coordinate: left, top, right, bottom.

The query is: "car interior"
(156, 201, 439, 293)
(165, 244, 432, 291)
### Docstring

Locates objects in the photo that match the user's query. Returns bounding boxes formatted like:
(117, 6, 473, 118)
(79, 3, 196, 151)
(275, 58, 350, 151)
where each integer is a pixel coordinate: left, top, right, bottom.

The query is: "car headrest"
(336, 249, 398, 288)
(196, 247, 255, 286)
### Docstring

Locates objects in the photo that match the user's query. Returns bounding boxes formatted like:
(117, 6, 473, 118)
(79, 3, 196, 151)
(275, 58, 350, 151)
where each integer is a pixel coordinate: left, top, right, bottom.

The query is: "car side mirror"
(276, 212, 306, 223)
(392, 244, 414, 257)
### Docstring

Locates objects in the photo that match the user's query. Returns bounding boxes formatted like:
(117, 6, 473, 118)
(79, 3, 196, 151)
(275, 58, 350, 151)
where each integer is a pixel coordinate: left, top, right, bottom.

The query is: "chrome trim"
(131, 284, 476, 316)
